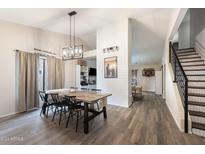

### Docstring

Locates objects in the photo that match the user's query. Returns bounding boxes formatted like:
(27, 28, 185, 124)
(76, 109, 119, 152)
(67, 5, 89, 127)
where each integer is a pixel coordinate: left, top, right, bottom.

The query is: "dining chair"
(39, 91, 47, 117)
(39, 91, 52, 116)
(64, 96, 83, 132)
(91, 88, 102, 92)
(50, 93, 65, 125)
(81, 87, 89, 91)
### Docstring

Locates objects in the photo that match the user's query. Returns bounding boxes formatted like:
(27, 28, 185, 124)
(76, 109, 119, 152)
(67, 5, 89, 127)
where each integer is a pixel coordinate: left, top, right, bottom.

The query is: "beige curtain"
(17, 51, 39, 112)
(18, 52, 27, 111)
(47, 56, 56, 90)
(55, 58, 65, 89)
(47, 56, 65, 90)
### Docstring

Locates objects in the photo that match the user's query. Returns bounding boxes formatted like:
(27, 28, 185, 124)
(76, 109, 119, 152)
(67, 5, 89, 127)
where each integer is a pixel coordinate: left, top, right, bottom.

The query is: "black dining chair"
(39, 91, 47, 117)
(39, 91, 54, 118)
(50, 93, 65, 125)
(64, 96, 83, 132)
(81, 87, 89, 91)
(91, 88, 102, 92)
(91, 89, 102, 110)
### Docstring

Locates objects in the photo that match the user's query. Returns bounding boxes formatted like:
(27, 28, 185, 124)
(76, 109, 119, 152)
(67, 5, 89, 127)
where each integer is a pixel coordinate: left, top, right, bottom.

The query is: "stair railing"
(169, 42, 188, 133)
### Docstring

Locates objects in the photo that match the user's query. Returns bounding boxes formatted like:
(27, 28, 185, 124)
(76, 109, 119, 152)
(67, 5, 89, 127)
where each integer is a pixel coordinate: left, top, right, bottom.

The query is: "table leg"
(84, 103, 89, 134)
(103, 106, 107, 119)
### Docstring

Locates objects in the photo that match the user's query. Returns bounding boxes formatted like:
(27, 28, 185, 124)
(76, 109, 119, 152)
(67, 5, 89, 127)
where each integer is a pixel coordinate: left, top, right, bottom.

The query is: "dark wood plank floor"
(0, 93, 205, 145)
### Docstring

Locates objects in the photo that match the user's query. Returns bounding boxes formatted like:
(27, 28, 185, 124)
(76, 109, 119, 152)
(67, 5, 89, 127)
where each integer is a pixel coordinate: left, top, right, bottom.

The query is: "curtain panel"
(17, 51, 39, 112)
(47, 56, 65, 90)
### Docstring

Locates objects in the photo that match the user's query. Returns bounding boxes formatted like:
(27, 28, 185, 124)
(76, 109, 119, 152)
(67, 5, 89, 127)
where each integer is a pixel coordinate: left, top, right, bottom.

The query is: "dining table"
(43, 89, 112, 134)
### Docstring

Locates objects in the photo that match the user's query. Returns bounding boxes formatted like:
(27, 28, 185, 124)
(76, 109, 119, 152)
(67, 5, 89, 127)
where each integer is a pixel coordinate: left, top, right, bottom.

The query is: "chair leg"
(64, 106, 68, 116)
(71, 111, 73, 119)
(52, 107, 57, 121)
(59, 107, 63, 125)
(66, 111, 71, 128)
(76, 112, 79, 132)
(40, 108, 43, 117)
(46, 106, 49, 118)
(52, 105, 55, 112)
(97, 103, 100, 111)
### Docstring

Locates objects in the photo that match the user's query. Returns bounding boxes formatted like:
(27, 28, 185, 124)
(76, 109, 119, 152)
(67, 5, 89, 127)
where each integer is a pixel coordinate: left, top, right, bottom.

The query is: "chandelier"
(62, 11, 83, 60)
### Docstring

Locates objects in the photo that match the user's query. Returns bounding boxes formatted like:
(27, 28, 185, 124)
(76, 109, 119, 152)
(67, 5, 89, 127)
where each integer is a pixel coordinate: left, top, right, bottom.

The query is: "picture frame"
(104, 56, 118, 78)
(142, 68, 155, 77)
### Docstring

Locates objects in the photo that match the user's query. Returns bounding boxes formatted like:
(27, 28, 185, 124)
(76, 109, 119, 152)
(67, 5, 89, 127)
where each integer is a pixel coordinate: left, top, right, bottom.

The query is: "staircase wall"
(166, 63, 186, 131)
(195, 28, 205, 59)
(190, 9, 205, 47)
(166, 62, 192, 132)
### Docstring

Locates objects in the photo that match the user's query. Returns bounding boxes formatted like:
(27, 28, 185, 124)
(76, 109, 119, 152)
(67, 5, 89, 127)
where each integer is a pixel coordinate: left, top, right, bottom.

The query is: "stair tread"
(177, 47, 194, 51)
(188, 80, 205, 82)
(189, 101, 205, 106)
(182, 64, 205, 67)
(184, 69, 205, 71)
(177, 48, 195, 53)
(178, 53, 198, 57)
(187, 74, 205, 76)
(188, 86, 205, 89)
(192, 122, 205, 130)
(177, 51, 195, 55)
(179, 56, 201, 60)
(177, 51, 195, 54)
(189, 110, 205, 117)
(181, 60, 204, 63)
(188, 93, 205, 97)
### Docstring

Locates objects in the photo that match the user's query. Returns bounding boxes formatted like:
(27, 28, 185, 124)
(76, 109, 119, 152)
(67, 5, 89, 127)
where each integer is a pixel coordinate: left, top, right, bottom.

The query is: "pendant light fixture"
(62, 11, 83, 60)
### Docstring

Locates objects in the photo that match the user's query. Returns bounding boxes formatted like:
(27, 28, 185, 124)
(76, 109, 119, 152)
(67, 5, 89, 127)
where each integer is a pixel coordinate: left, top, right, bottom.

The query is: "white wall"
(0, 19, 89, 117)
(80, 32, 96, 50)
(166, 63, 187, 131)
(83, 49, 96, 59)
(96, 18, 131, 108)
(131, 64, 161, 92)
(178, 21, 190, 49)
(177, 9, 205, 49)
(64, 60, 78, 88)
(130, 14, 172, 65)
(190, 9, 205, 47)
(155, 70, 162, 95)
(178, 9, 190, 49)
(196, 28, 205, 48)
(195, 28, 205, 60)
(86, 59, 96, 68)
(193, 10, 205, 58)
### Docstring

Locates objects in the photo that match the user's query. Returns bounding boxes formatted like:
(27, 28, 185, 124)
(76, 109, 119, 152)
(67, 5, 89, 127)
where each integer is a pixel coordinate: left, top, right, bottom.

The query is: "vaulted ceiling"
(0, 8, 176, 64)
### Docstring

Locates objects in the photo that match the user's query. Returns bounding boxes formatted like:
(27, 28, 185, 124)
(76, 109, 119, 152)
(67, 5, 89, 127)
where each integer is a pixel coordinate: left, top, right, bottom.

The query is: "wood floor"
(0, 93, 205, 145)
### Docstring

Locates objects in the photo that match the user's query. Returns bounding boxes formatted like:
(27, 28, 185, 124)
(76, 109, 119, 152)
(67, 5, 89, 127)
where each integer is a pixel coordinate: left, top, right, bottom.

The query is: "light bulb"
(75, 48, 79, 56)
(62, 48, 67, 57)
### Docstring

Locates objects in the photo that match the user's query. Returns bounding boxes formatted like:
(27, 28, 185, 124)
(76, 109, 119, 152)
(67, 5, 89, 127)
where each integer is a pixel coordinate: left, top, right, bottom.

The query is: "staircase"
(176, 48, 205, 137)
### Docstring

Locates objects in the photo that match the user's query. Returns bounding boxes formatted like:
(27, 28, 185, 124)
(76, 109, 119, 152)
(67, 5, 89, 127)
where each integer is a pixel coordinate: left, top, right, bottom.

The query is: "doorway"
(38, 56, 48, 106)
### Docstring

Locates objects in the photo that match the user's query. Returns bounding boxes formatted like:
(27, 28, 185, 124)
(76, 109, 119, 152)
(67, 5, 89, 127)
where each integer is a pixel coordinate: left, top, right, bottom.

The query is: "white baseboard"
(107, 102, 129, 108)
(0, 108, 39, 119)
(0, 112, 21, 119)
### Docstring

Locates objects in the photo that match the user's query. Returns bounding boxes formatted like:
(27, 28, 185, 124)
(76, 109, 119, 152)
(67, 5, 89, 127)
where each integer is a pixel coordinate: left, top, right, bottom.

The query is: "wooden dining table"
(44, 89, 112, 134)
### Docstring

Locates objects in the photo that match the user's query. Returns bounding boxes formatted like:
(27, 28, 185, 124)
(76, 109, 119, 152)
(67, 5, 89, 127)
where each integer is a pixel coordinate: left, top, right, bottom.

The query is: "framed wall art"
(104, 56, 118, 78)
